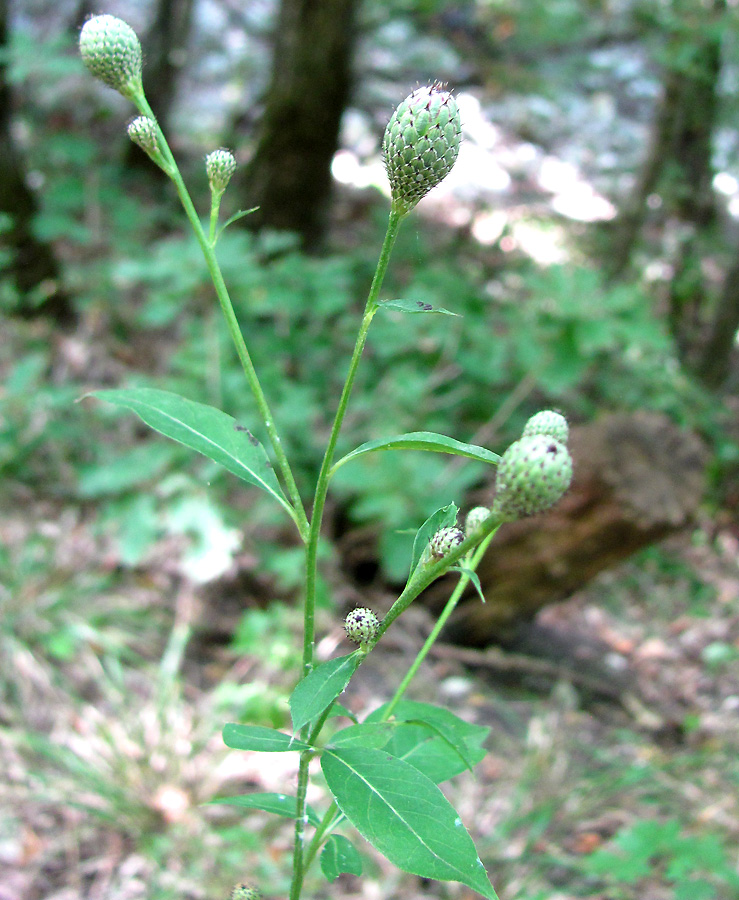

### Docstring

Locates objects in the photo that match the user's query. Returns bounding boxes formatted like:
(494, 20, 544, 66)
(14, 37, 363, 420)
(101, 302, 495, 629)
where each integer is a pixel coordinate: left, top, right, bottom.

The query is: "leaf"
(328, 723, 397, 750)
(321, 834, 363, 881)
(321, 748, 497, 899)
(289, 653, 361, 734)
(453, 566, 485, 602)
(331, 432, 499, 476)
(381, 298, 460, 316)
(327, 703, 359, 724)
(410, 503, 458, 576)
(216, 206, 259, 242)
(222, 724, 311, 753)
(212, 792, 320, 826)
(366, 701, 489, 782)
(89, 388, 295, 520)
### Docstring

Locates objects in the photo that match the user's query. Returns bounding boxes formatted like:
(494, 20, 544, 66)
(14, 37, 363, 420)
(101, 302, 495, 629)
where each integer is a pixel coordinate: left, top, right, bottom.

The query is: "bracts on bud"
(79, 15, 143, 101)
(206, 149, 237, 195)
(382, 84, 461, 216)
(492, 435, 573, 521)
(429, 525, 465, 560)
(522, 410, 569, 445)
(344, 607, 380, 645)
(230, 885, 261, 900)
(127, 116, 167, 169)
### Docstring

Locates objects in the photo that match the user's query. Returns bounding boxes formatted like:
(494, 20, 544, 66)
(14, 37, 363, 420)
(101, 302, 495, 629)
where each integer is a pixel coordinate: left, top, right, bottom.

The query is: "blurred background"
(2, 0, 739, 898)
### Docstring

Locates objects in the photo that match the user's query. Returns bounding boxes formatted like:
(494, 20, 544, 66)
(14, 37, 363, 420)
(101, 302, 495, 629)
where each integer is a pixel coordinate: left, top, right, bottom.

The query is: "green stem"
(132, 92, 309, 542)
(382, 528, 499, 719)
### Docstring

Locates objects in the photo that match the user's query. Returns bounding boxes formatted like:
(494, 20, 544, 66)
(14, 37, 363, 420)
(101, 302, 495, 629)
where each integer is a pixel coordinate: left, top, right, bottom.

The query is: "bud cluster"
(492, 411, 573, 521)
(206, 149, 238, 194)
(79, 15, 143, 100)
(382, 84, 461, 215)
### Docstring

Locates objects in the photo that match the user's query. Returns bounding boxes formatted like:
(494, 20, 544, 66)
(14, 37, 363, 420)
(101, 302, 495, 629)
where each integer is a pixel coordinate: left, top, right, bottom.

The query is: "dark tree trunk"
(123, 0, 196, 174)
(0, 0, 72, 322)
(605, 0, 723, 282)
(430, 413, 707, 646)
(695, 249, 739, 387)
(244, 0, 360, 251)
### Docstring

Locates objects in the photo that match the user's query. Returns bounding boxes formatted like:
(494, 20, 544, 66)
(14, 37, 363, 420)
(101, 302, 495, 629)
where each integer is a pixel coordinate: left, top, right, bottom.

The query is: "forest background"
(2, 0, 739, 898)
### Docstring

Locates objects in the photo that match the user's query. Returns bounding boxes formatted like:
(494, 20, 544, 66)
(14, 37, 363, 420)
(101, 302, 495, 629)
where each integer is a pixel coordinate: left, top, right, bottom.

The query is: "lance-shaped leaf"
(223, 724, 311, 753)
(380, 298, 459, 316)
(88, 388, 295, 521)
(212, 792, 321, 825)
(289, 653, 361, 734)
(321, 748, 497, 899)
(321, 834, 363, 881)
(331, 432, 499, 477)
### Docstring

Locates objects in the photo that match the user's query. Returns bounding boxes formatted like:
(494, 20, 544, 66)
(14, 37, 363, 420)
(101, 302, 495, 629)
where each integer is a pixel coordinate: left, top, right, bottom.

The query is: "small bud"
(429, 525, 465, 560)
(464, 506, 490, 535)
(344, 607, 380, 645)
(230, 885, 261, 900)
(206, 149, 237, 194)
(382, 83, 461, 215)
(127, 116, 161, 162)
(79, 15, 143, 100)
(522, 410, 569, 445)
(492, 435, 573, 521)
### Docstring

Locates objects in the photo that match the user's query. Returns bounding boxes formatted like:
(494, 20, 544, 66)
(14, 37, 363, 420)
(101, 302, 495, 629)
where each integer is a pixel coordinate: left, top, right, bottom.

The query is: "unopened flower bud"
(344, 607, 380, 645)
(382, 84, 461, 215)
(464, 506, 490, 535)
(127, 116, 161, 162)
(522, 410, 569, 445)
(79, 15, 143, 100)
(206, 149, 237, 194)
(230, 885, 261, 900)
(429, 525, 465, 560)
(492, 435, 573, 521)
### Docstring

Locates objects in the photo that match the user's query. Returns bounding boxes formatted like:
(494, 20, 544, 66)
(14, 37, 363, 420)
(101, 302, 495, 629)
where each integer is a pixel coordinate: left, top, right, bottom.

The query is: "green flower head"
(79, 15, 143, 100)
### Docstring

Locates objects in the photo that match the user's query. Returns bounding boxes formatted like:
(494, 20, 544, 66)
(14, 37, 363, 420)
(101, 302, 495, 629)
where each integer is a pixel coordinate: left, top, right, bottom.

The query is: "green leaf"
(216, 206, 259, 242)
(289, 653, 361, 734)
(381, 298, 460, 316)
(89, 388, 295, 521)
(327, 703, 359, 723)
(321, 748, 497, 899)
(321, 834, 363, 881)
(327, 722, 398, 749)
(410, 503, 459, 576)
(453, 566, 485, 602)
(331, 432, 499, 476)
(366, 701, 489, 782)
(212, 792, 320, 826)
(222, 724, 311, 753)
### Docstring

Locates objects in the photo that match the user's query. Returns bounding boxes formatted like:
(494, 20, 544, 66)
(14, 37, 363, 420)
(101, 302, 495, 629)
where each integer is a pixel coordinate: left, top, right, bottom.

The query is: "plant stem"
(132, 92, 309, 542)
(288, 210, 403, 900)
(382, 528, 499, 719)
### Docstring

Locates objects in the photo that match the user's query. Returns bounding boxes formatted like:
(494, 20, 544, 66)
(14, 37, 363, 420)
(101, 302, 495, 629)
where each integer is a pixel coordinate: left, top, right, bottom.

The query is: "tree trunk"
(695, 248, 739, 387)
(605, 0, 723, 282)
(243, 0, 360, 251)
(433, 413, 707, 646)
(0, 0, 72, 322)
(123, 0, 196, 174)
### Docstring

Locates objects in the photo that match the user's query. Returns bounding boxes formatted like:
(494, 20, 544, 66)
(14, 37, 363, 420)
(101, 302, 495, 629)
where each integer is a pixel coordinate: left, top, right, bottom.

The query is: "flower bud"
(344, 607, 380, 645)
(127, 116, 161, 162)
(429, 525, 465, 560)
(382, 84, 461, 215)
(464, 506, 490, 535)
(79, 15, 143, 100)
(492, 435, 573, 521)
(230, 885, 261, 900)
(522, 410, 569, 445)
(206, 149, 237, 194)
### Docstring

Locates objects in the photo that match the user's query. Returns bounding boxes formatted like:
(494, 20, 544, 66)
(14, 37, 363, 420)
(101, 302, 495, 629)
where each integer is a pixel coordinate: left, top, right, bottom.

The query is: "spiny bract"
(382, 84, 461, 215)
(79, 15, 143, 100)
(492, 435, 573, 521)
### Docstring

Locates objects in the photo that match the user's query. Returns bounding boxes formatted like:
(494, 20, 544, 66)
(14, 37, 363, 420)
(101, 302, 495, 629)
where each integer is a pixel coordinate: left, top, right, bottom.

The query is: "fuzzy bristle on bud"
(344, 607, 380, 645)
(492, 435, 573, 521)
(429, 525, 465, 560)
(230, 885, 261, 900)
(206, 149, 237, 194)
(79, 15, 143, 100)
(127, 116, 161, 161)
(522, 410, 569, 445)
(382, 84, 461, 215)
(464, 506, 490, 535)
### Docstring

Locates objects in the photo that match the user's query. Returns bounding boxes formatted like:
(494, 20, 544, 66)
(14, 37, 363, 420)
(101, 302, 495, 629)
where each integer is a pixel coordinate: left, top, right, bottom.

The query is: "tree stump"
(438, 412, 707, 647)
